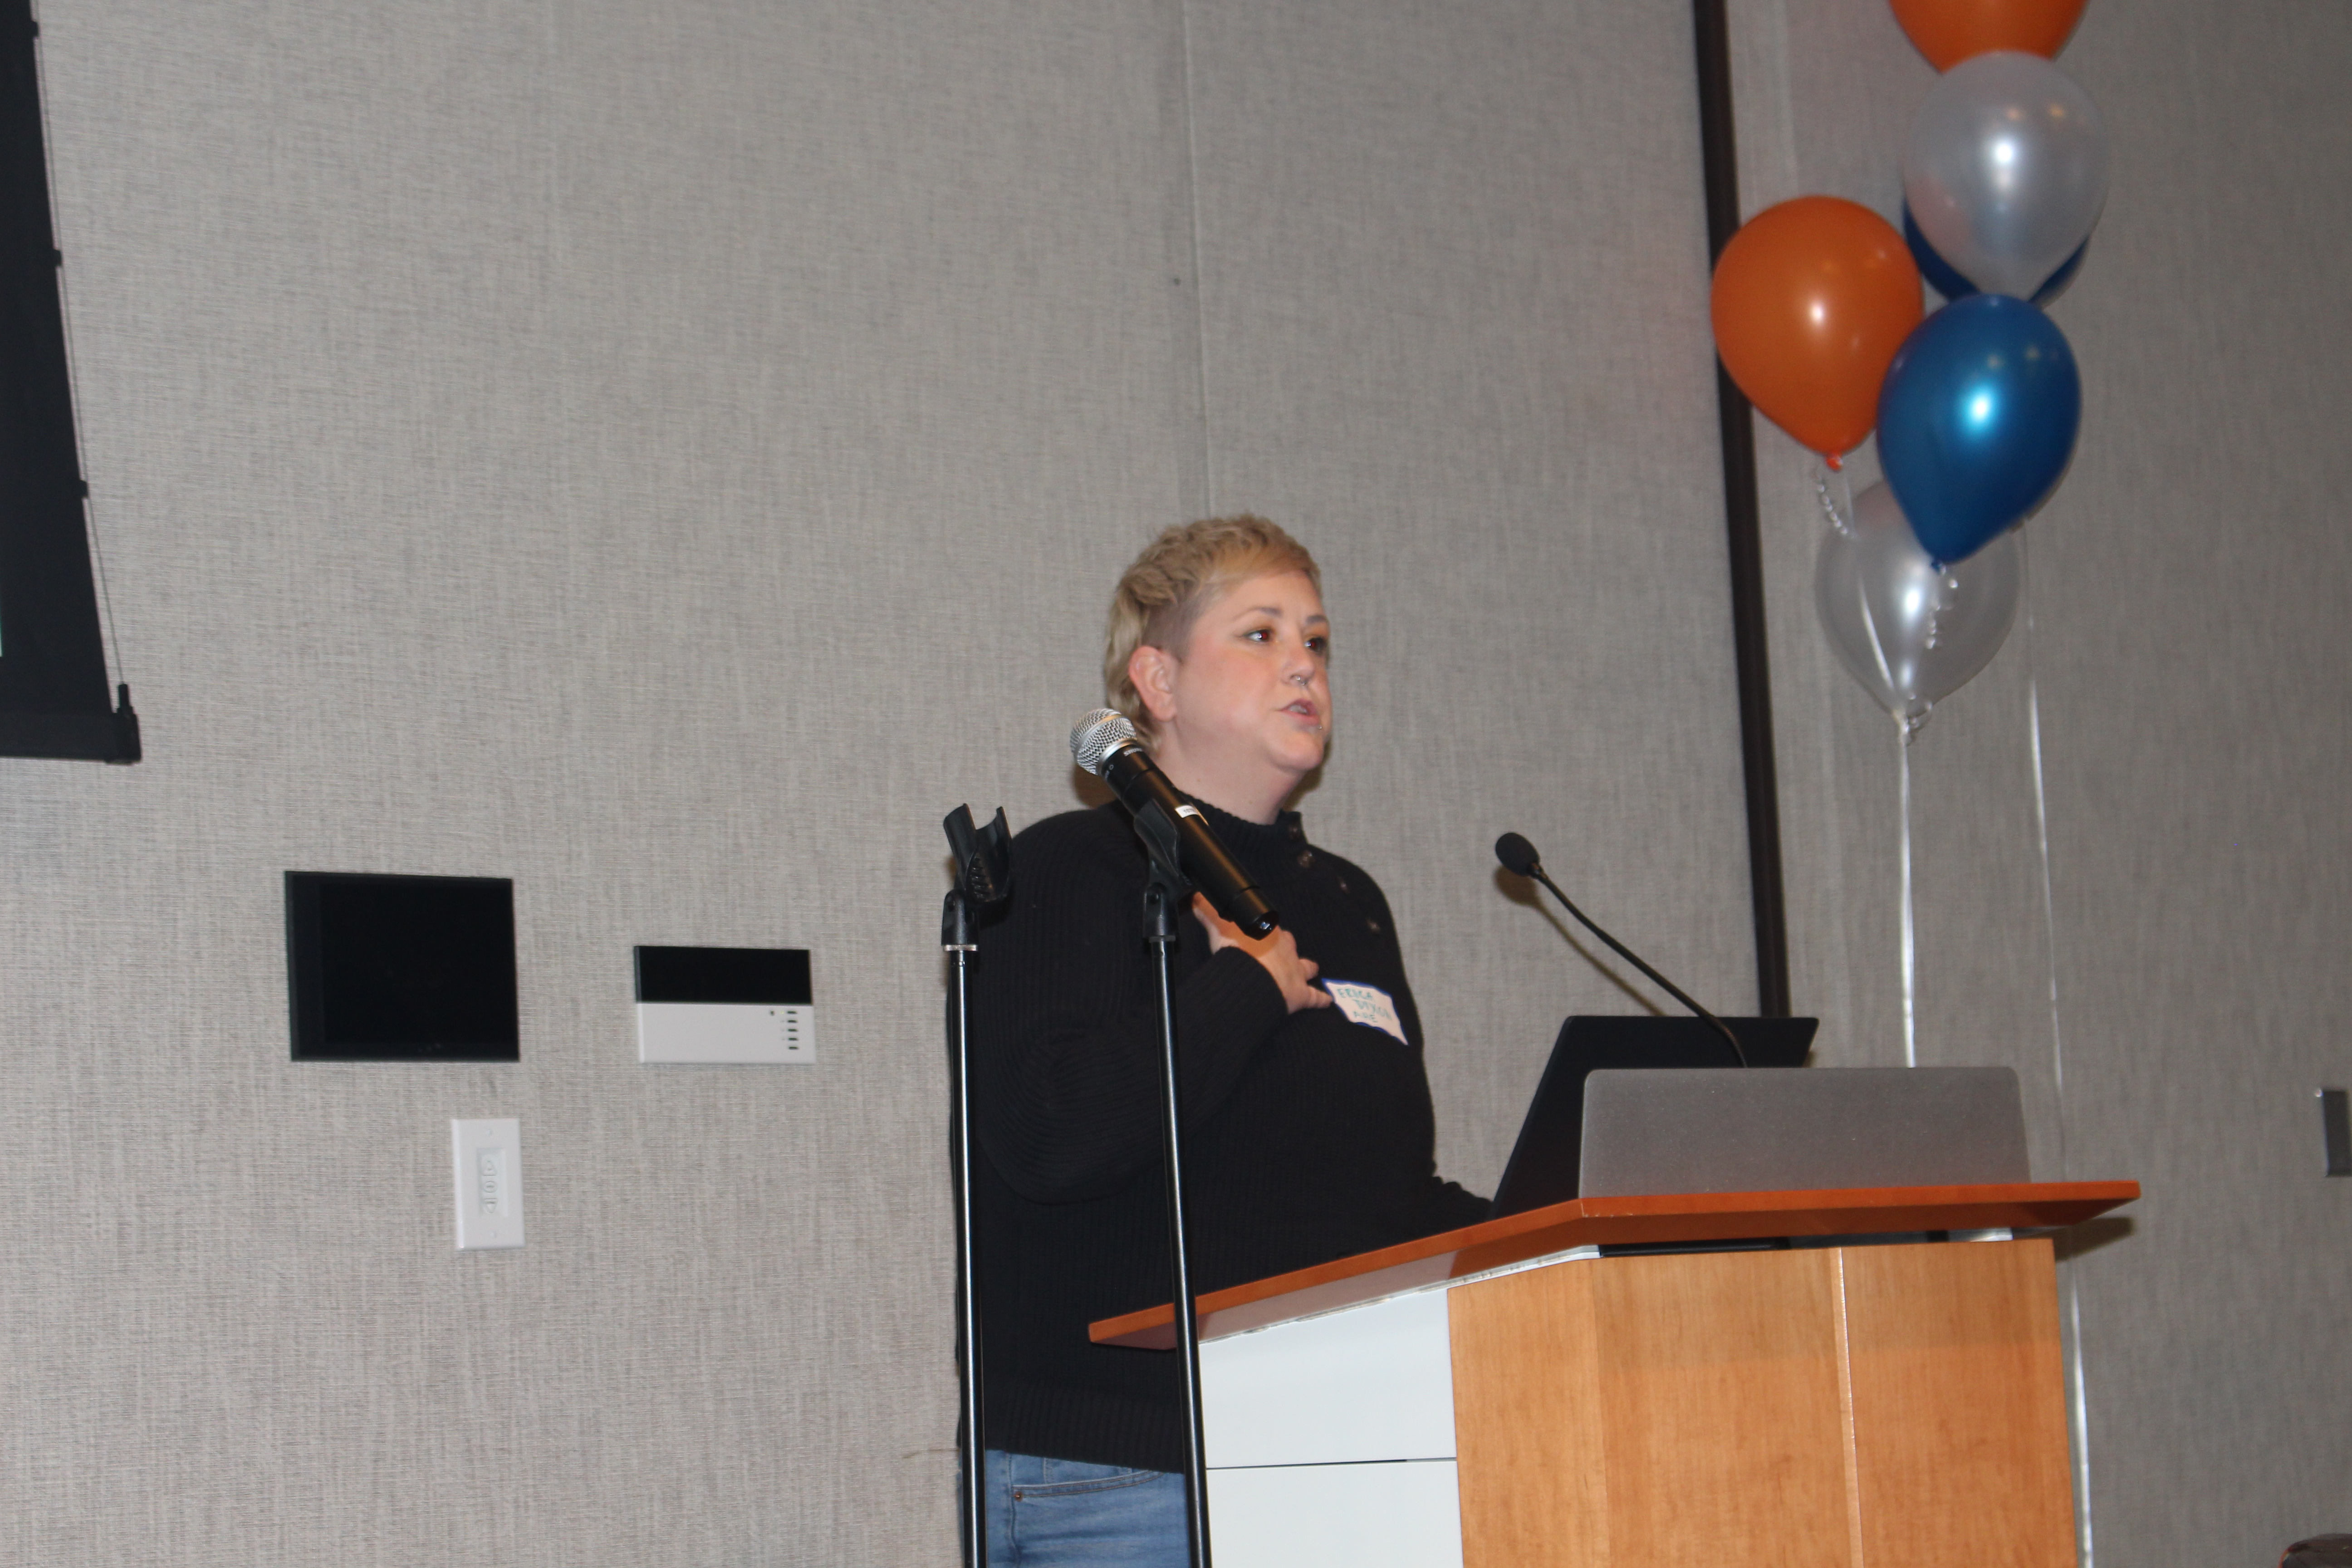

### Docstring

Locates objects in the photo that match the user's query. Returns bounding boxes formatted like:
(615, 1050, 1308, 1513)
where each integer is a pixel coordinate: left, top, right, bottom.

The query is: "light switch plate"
(451, 1118, 524, 1249)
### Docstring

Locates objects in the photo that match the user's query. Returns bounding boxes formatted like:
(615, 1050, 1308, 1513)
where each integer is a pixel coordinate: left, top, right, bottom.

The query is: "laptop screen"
(1487, 1015, 1818, 1219)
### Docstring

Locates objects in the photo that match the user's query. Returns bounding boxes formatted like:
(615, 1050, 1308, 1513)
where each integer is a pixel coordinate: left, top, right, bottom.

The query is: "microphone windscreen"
(1068, 708, 1138, 776)
(1494, 832, 1542, 878)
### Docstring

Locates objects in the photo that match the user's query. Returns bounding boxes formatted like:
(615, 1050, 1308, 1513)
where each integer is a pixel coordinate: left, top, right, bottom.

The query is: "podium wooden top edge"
(1088, 1179, 2139, 1349)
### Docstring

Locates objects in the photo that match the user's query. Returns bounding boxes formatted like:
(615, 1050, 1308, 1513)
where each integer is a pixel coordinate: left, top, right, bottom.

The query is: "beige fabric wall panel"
(2042, 4, 2352, 1553)
(1181, 1, 1754, 1194)
(1738, 2, 2352, 1561)
(6, 0, 1763, 1563)
(9, 1, 1185, 1563)
(35, 0, 2352, 1559)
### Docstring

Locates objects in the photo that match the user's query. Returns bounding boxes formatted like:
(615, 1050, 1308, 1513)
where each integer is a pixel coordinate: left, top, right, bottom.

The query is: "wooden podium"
(1091, 1181, 2136, 1568)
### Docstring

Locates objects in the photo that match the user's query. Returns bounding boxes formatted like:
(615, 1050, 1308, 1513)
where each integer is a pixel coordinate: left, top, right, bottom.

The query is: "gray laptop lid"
(1488, 1016, 1817, 1218)
(1578, 1066, 2030, 1198)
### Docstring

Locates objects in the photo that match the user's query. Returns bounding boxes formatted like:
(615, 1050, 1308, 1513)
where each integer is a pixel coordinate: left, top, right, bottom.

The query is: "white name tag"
(1322, 980, 1408, 1044)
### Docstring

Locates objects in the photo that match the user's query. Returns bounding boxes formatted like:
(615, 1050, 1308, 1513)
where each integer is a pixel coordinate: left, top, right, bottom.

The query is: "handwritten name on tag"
(1322, 980, 1408, 1044)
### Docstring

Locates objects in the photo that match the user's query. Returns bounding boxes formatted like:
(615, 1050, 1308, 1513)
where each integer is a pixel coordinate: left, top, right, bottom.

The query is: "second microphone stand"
(942, 806, 1011, 1568)
(1131, 798, 1215, 1568)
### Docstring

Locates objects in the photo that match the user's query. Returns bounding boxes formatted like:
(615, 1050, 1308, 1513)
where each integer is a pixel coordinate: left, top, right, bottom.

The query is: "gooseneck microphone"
(1495, 831, 1749, 1068)
(1071, 709, 1279, 938)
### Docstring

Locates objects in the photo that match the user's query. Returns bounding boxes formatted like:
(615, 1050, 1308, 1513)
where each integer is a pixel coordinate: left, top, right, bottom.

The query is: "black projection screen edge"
(1693, 0, 1791, 1017)
(0, 2, 136, 762)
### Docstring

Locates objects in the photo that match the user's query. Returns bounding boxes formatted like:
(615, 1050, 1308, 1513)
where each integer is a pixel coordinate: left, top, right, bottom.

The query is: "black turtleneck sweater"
(966, 798, 1489, 1475)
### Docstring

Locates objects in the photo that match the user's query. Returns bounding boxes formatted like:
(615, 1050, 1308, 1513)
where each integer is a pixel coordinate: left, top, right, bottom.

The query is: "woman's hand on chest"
(1191, 892, 1333, 1015)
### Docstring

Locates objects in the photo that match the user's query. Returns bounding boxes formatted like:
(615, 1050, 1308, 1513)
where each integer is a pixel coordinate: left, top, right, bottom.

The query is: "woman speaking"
(968, 515, 1486, 1565)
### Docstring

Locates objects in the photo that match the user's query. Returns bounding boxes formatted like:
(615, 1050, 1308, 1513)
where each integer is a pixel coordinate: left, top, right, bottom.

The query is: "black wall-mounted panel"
(0, 2, 128, 760)
(634, 945, 811, 1005)
(286, 872, 519, 1061)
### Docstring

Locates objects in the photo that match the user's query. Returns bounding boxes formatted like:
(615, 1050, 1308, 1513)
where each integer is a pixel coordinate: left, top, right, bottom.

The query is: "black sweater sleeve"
(969, 811, 1291, 1206)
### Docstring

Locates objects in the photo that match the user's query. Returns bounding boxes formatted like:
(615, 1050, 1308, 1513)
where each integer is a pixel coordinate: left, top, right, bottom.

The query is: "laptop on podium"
(1489, 1015, 2034, 1219)
(1488, 1015, 1815, 1219)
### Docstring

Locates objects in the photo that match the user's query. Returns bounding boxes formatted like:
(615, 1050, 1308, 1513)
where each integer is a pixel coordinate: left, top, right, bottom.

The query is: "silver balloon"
(1903, 51, 2110, 302)
(1815, 481, 2021, 730)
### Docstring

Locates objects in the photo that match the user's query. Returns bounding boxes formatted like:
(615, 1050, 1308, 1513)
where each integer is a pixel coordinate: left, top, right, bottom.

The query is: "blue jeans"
(980, 1448, 1190, 1566)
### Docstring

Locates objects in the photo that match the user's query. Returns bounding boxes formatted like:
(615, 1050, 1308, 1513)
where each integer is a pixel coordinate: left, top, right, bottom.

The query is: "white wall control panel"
(637, 1002, 814, 1063)
(451, 1118, 525, 1250)
(633, 946, 814, 1064)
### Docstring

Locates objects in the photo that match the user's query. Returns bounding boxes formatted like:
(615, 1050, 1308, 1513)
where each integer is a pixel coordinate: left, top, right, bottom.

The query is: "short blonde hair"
(1104, 514, 1322, 735)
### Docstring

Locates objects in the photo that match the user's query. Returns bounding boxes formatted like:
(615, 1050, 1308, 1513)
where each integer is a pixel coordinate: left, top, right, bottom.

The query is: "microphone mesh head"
(1494, 832, 1543, 877)
(1068, 708, 1138, 776)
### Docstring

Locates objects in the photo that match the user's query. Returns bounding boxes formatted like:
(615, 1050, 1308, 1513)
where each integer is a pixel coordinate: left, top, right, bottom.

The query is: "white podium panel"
(1201, 1287, 1455, 1468)
(1200, 1287, 1462, 1565)
(1208, 1460, 1463, 1568)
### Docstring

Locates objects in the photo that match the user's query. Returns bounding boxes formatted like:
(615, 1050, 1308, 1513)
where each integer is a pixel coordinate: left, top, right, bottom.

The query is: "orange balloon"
(1710, 196, 1922, 461)
(1888, 0, 2087, 71)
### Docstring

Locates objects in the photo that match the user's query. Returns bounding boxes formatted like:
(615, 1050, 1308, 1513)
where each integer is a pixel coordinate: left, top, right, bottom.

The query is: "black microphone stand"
(942, 807, 1011, 1568)
(1129, 798, 1215, 1568)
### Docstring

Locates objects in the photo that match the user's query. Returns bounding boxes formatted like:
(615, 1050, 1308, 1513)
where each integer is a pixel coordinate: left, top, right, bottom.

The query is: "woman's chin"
(1269, 737, 1328, 778)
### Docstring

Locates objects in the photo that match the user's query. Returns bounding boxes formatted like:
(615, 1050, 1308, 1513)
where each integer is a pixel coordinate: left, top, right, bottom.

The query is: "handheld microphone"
(1494, 831, 1749, 1068)
(1070, 709, 1279, 938)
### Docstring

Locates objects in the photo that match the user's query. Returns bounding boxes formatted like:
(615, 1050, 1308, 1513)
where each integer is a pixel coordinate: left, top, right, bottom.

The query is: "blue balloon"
(1877, 294, 2081, 564)
(1902, 202, 2087, 307)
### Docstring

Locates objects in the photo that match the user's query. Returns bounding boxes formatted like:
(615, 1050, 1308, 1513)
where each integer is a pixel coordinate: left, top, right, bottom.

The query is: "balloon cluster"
(1710, 0, 2107, 732)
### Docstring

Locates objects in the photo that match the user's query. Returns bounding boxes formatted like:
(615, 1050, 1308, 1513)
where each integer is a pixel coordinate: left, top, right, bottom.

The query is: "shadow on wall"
(2050, 1215, 2133, 1263)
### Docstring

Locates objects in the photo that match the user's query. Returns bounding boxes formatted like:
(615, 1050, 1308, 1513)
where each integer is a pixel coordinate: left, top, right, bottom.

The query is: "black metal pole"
(1144, 875, 1214, 1568)
(1693, 0, 1793, 1018)
(943, 891, 986, 1568)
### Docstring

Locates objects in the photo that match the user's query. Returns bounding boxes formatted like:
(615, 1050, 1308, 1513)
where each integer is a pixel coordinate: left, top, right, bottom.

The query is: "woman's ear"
(1128, 643, 1181, 726)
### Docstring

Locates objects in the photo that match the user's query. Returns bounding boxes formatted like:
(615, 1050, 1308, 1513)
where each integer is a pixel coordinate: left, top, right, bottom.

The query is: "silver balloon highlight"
(1903, 51, 2110, 303)
(1815, 481, 2021, 732)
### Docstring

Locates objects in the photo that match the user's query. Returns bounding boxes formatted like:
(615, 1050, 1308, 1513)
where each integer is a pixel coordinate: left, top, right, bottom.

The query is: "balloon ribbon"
(1897, 720, 1916, 1069)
